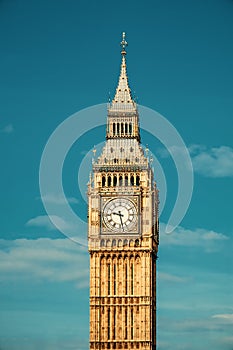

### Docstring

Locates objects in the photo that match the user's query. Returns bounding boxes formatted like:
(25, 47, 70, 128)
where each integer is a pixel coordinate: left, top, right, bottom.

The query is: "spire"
(109, 32, 136, 112)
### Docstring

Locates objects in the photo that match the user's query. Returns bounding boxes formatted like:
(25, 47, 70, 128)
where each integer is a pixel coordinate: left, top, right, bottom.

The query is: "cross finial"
(120, 32, 127, 55)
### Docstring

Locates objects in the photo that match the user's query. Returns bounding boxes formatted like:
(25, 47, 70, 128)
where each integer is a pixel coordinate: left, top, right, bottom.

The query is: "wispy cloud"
(26, 215, 72, 231)
(0, 123, 14, 134)
(212, 313, 233, 323)
(190, 145, 233, 177)
(160, 223, 229, 251)
(0, 238, 88, 287)
(39, 194, 79, 205)
(158, 272, 190, 283)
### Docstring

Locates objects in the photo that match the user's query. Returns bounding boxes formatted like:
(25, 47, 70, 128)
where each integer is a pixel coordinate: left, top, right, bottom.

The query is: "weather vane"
(120, 32, 128, 54)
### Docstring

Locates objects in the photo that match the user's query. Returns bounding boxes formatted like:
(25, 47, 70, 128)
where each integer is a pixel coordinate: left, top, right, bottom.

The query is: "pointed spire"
(109, 32, 136, 112)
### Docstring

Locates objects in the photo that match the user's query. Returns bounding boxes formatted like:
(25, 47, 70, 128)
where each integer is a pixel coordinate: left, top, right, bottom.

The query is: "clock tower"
(88, 33, 159, 350)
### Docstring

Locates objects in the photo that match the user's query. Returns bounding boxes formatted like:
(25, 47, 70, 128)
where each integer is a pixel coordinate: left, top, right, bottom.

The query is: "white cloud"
(0, 238, 89, 287)
(190, 145, 233, 177)
(26, 215, 72, 231)
(0, 123, 14, 134)
(39, 194, 79, 205)
(212, 314, 233, 323)
(158, 272, 189, 283)
(160, 223, 229, 250)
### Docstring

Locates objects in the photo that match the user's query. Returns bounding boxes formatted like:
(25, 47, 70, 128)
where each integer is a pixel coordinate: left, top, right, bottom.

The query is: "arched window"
(121, 122, 124, 134)
(108, 176, 111, 187)
(125, 175, 128, 186)
(117, 123, 120, 135)
(129, 122, 132, 135)
(136, 175, 140, 186)
(119, 175, 123, 186)
(125, 123, 128, 135)
(113, 123, 115, 135)
(113, 175, 117, 186)
(130, 175, 134, 186)
(102, 175, 106, 187)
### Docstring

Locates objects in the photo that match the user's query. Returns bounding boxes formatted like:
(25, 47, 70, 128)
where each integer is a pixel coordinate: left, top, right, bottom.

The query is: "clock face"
(102, 198, 137, 233)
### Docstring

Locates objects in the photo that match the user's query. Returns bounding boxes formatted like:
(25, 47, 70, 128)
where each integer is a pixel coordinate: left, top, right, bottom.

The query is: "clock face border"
(101, 196, 139, 234)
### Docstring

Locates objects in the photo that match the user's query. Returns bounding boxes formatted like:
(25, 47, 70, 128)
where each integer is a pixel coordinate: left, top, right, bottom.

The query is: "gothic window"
(117, 123, 120, 135)
(129, 122, 132, 135)
(121, 123, 124, 134)
(125, 123, 128, 135)
(125, 308, 128, 339)
(130, 175, 134, 186)
(113, 123, 116, 135)
(107, 308, 110, 340)
(102, 175, 106, 187)
(113, 308, 116, 340)
(136, 175, 140, 186)
(119, 175, 123, 186)
(113, 175, 117, 186)
(112, 239, 116, 247)
(113, 262, 116, 295)
(130, 263, 134, 295)
(125, 261, 128, 294)
(131, 309, 134, 339)
(107, 263, 111, 295)
(108, 176, 111, 187)
(125, 175, 128, 186)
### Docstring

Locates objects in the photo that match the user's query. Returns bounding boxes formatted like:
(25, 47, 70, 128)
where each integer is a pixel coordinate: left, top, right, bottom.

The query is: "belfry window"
(117, 123, 120, 135)
(125, 123, 128, 134)
(102, 175, 106, 187)
(113, 175, 117, 186)
(119, 175, 123, 186)
(125, 175, 128, 186)
(136, 175, 140, 186)
(129, 122, 132, 135)
(130, 175, 134, 186)
(108, 176, 111, 187)
(113, 123, 115, 135)
(121, 122, 124, 134)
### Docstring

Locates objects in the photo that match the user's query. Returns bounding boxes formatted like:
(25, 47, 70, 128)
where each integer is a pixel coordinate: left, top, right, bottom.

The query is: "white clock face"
(102, 198, 137, 232)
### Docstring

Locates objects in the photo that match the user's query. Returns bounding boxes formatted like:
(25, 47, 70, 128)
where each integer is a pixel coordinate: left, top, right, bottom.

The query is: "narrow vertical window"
(131, 309, 134, 339)
(129, 122, 132, 135)
(121, 122, 124, 134)
(136, 175, 140, 186)
(130, 175, 134, 186)
(108, 263, 111, 295)
(113, 308, 116, 340)
(131, 263, 134, 295)
(125, 308, 128, 339)
(125, 175, 128, 186)
(102, 175, 106, 187)
(125, 123, 128, 135)
(113, 175, 117, 186)
(113, 123, 115, 135)
(117, 123, 120, 135)
(113, 263, 116, 295)
(119, 175, 123, 186)
(107, 308, 110, 340)
(125, 262, 127, 294)
(108, 176, 111, 187)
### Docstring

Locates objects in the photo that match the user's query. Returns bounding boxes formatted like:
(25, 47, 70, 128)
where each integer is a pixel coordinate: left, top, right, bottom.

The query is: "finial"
(120, 32, 128, 55)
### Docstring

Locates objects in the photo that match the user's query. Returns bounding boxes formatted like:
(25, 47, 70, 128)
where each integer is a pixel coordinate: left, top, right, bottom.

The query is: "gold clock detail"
(102, 198, 137, 232)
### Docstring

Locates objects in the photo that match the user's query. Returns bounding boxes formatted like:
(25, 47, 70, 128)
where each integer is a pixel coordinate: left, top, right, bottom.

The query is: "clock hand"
(112, 211, 123, 217)
(118, 211, 124, 231)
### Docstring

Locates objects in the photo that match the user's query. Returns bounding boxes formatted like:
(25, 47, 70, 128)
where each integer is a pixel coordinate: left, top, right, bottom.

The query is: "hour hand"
(113, 211, 123, 217)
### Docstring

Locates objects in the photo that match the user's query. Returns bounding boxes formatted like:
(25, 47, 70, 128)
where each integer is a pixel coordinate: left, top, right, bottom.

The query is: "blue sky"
(0, 0, 233, 349)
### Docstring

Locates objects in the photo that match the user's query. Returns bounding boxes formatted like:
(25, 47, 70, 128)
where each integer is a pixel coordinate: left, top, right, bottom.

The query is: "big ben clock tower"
(88, 33, 159, 350)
